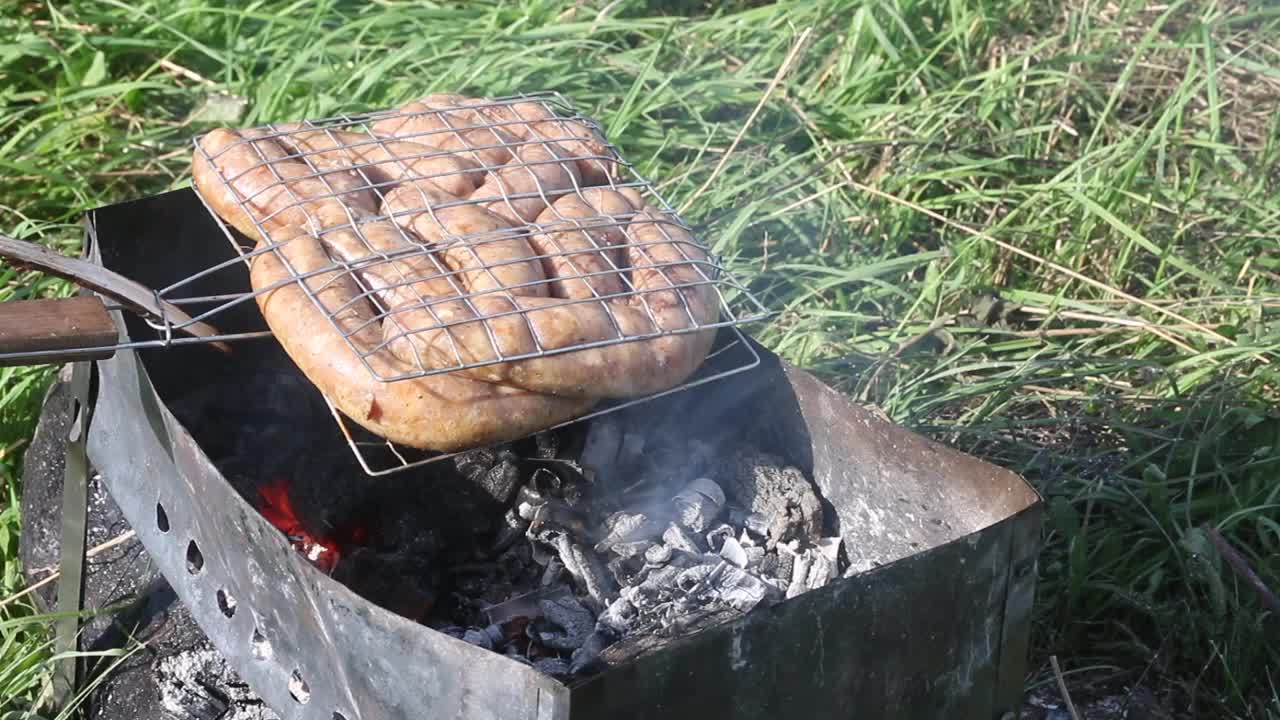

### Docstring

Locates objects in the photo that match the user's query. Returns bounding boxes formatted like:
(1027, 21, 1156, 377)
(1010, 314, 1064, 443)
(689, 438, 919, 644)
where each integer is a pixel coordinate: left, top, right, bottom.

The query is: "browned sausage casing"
(193, 128, 594, 451)
(191, 95, 721, 449)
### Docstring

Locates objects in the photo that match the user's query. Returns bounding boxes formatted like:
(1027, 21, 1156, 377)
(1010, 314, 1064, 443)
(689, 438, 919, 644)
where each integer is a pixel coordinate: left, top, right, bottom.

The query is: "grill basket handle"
(0, 234, 230, 365)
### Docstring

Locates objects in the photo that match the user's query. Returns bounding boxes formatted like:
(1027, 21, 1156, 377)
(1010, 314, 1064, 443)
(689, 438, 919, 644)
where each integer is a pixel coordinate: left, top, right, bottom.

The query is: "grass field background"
(1, 0, 1278, 716)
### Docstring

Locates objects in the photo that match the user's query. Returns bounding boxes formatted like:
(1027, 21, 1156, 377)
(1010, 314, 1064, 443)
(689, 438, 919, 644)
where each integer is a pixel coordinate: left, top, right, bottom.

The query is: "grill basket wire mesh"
(180, 90, 771, 385)
(327, 329, 761, 477)
(74, 91, 770, 477)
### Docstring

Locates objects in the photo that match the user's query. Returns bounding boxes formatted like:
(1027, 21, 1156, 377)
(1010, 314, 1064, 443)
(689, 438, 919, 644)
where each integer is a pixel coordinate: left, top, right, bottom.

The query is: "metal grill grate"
(180, 91, 770, 385)
(326, 327, 762, 476)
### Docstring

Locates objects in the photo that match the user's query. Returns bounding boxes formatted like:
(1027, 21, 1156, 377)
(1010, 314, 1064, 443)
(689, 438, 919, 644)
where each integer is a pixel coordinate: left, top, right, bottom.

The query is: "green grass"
(2, 0, 1278, 716)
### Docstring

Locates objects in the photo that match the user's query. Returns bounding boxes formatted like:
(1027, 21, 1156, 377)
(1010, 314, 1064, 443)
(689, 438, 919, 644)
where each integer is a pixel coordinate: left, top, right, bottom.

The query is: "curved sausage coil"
(189, 93, 762, 452)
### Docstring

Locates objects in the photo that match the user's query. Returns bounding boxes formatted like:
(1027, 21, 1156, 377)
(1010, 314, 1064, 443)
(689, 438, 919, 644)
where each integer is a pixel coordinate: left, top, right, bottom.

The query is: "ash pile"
(427, 415, 847, 681)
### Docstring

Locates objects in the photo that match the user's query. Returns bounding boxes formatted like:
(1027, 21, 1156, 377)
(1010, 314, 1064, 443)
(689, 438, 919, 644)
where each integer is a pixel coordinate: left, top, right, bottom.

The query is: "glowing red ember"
(256, 477, 342, 574)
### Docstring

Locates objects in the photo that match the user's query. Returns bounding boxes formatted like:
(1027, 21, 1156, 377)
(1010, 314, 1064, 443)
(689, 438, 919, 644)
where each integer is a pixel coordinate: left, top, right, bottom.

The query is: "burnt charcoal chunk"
(332, 547, 438, 623)
(452, 447, 524, 506)
(532, 429, 572, 459)
(717, 450, 824, 547)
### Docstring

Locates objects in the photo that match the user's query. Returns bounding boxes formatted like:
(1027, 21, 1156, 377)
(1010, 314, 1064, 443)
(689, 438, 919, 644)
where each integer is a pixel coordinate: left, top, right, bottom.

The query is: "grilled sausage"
(194, 127, 593, 451)
(383, 192, 721, 399)
(191, 95, 721, 449)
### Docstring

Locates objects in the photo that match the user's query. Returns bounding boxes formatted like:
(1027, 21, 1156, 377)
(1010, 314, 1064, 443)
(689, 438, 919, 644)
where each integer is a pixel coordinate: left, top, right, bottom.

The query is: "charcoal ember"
(541, 558, 565, 587)
(609, 540, 655, 560)
(662, 524, 705, 554)
(529, 499, 589, 540)
(727, 509, 771, 539)
(619, 584, 652, 611)
(713, 566, 779, 613)
(806, 537, 843, 590)
(533, 658, 572, 677)
(675, 563, 722, 594)
(644, 543, 673, 566)
(529, 467, 567, 498)
(817, 536, 843, 566)
(505, 650, 534, 666)
(534, 458, 589, 492)
(806, 554, 835, 590)
(672, 478, 725, 532)
(570, 630, 613, 674)
(491, 510, 528, 553)
(579, 416, 626, 487)
(607, 554, 646, 588)
(505, 506, 529, 529)
(595, 511, 666, 552)
(552, 534, 617, 611)
(667, 549, 709, 569)
(597, 596, 636, 635)
(532, 430, 565, 460)
(621, 574, 670, 612)
(551, 464, 588, 507)
(499, 542, 535, 575)
(786, 548, 813, 600)
(517, 487, 546, 522)
(531, 543, 555, 567)
(717, 450, 824, 548)
(462, 624, 505, 650)
(744, 545, 766, 569)
(536, 595, 595, 650)
(452, 559, 531, 607)
(758, 552, 780, 578)
(658, 606, 720, 637)
(718, 536, 749, 568)
(452, 446, 525, 506)
(331, 547, 437, 622)
(636, 563, 684, 593)
(484, 586, 565, 625)
(705, 524, 734, 553)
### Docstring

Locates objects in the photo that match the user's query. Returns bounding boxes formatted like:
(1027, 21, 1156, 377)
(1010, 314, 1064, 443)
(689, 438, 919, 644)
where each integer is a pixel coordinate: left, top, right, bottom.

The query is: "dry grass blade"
(677, 27, 814, 215)
(1051, 655, 1083, 720)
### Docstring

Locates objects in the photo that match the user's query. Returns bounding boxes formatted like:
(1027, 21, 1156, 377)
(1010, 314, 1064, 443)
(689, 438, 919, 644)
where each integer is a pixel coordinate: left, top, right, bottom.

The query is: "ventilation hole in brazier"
(155, 503, 170, 533)
(288, 670, 311, 704)
(185, 540, 204, 574)
(332, 713, 348, 720)
(251, 627, 272, 660)
(217, 589, 236, 618)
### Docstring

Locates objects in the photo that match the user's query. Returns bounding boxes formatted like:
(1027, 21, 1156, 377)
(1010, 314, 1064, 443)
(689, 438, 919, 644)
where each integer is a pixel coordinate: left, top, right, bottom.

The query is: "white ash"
(157, 648, 278, 720)
(661, 524, 705, 555)
(718, 536, 749, 568)
(716, 450, 825, 548)
(671, 478, 726, 533)
(436, 445, 843, 682)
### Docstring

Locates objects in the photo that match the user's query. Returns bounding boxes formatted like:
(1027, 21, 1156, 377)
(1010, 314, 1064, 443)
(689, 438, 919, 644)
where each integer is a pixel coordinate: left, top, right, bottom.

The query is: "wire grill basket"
(328, 329, 761, 476)
(181, 91, 770, 385)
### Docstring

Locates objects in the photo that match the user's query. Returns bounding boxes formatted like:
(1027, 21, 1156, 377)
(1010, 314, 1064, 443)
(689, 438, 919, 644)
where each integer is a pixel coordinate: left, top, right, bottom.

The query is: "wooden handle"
(0, 296, 119, 366)
(0, 234, 228, 351)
